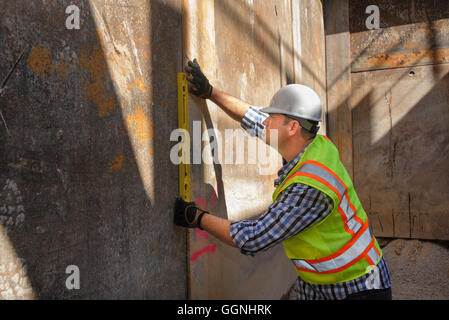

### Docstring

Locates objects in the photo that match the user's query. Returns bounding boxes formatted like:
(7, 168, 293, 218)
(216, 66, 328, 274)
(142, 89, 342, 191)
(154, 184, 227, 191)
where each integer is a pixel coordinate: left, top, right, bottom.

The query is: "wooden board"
(323, 0, 449, 240)
(349, 0, 449, 72)
(351, 64, 449, 240)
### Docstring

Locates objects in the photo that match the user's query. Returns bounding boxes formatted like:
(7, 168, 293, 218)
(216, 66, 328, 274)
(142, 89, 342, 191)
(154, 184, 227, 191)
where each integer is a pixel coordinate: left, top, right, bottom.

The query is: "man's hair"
(283, 116, 319, 139)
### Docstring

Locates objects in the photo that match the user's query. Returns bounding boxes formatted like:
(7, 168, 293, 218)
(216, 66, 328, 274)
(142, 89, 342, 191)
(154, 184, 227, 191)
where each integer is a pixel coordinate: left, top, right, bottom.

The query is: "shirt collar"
(274, 140, 313, 187)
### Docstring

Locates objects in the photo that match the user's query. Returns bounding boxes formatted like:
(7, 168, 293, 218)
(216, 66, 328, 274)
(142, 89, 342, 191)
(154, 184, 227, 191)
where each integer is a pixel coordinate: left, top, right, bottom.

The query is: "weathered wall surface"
(0, 0, 185, 299)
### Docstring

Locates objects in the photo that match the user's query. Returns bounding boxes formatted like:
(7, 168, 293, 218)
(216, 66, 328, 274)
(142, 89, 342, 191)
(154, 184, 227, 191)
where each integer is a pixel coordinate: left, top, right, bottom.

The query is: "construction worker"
(174, 59, 392, 300)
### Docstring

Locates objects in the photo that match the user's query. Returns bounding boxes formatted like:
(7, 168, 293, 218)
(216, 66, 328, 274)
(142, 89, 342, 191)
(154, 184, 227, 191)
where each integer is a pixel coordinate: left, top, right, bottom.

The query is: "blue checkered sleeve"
(240, 106, 269, 139)
(230, 183, 334, 256)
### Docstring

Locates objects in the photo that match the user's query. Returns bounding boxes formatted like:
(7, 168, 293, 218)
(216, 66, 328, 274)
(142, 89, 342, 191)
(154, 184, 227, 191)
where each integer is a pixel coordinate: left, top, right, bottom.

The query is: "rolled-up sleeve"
(229, 183, 334, 256)
(240, 106, 269, 139)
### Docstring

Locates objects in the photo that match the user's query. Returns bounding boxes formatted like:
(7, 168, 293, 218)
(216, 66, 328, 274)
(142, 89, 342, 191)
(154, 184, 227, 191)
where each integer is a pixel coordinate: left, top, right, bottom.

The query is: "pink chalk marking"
(195, 197, 207, 210)
(195, 228, 210, 241)
(210, 182, 217, 207)
(190, 243, 217, 262)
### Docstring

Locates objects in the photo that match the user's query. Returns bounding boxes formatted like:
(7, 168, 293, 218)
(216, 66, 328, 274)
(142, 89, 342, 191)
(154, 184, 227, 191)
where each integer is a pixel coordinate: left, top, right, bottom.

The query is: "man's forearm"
(209, 88, 250, 123)
(200, 213, 238, 248)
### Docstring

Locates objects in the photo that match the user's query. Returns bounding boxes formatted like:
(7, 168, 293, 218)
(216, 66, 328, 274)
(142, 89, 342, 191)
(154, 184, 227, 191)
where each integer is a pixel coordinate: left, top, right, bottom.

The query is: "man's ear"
(289, 119, 301, 136)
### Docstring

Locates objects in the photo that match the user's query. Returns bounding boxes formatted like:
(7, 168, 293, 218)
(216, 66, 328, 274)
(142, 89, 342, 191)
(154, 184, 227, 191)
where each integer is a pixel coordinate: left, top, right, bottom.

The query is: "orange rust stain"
(134, 76, 145, 91)
(127, 76, 150, 92)
(107, 52, 127, 77)
(96, 29, 103, 42)
(121, 121, 128, 136)
(148, 145, 153, 156)
(28, 44, 70, 79)
(27, 45, 56, 77)
(126, 106, 154, 147)
(56, 61, 68, 79)
(353, 48, 449, 72)
(108, 152, 124, 171)
(78, 45, 115, 117)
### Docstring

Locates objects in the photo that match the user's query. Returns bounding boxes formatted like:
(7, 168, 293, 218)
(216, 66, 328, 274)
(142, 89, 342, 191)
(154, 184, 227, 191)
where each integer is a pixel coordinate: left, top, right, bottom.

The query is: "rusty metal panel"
(184, 0, 327, 299)
(186, 0, 297, 300)
(351, 64, 449, 240)
(1, 0, 186, 299)
(350, 0, 449, 72)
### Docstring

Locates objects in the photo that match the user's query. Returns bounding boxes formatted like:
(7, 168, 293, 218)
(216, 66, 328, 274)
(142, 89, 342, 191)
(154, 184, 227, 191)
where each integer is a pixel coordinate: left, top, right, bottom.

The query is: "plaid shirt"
(230, 106, 392, 300)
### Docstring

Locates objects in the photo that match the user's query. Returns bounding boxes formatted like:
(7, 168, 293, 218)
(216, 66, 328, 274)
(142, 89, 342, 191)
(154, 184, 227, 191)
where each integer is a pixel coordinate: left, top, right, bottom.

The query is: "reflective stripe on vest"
(292, 222, 380, 274)
(282, 160, 364, 237)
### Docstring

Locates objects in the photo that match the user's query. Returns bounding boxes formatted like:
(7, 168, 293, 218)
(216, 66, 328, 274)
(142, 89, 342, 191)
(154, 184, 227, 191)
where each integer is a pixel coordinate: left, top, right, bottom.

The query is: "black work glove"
(174, 197, 208, 229)
(184, 58, 213, 98)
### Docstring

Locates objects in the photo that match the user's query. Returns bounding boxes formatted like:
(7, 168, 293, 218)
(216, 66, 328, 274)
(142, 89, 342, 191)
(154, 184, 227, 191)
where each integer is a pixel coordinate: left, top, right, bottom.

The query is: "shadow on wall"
(351, 69, 449, 240)
(216, 0, 327, 90)
(348, 0, 449, 33)
(0, 0, 185, 299)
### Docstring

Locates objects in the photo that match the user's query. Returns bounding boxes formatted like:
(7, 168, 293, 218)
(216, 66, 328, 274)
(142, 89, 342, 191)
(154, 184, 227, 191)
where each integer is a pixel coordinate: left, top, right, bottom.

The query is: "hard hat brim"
(259, 106, 322, 122)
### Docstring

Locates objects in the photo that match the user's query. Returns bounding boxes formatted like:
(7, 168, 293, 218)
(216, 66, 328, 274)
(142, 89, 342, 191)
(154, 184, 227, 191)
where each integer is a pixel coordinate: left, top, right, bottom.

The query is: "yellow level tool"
(177, 72, 190, 202)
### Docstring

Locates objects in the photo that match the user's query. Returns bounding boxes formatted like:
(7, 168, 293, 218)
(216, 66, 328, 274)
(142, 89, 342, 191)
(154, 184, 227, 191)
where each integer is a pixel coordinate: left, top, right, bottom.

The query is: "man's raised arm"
(184, 58, 250, 122)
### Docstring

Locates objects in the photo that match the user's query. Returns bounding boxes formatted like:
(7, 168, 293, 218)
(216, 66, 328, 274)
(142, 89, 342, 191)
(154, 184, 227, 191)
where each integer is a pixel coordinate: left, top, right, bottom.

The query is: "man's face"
(262, 113, 288, 146)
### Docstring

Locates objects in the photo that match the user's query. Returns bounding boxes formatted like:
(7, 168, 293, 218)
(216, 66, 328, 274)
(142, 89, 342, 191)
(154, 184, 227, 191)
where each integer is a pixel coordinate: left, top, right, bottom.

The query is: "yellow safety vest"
(273, 135, 382, 284)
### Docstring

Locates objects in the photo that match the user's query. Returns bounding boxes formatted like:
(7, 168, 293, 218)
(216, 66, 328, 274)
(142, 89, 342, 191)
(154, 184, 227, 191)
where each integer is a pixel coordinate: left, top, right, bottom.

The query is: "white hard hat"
(260, 84, 322, 122)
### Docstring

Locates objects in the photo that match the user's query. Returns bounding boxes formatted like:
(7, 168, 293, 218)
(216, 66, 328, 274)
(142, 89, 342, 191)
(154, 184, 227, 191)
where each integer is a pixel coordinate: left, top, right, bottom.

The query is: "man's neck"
(282, 136, 314, 162)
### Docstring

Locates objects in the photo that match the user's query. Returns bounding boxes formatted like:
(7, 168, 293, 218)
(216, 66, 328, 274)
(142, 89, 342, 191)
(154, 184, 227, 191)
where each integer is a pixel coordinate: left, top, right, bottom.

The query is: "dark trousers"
(345, 287, 392, 300)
